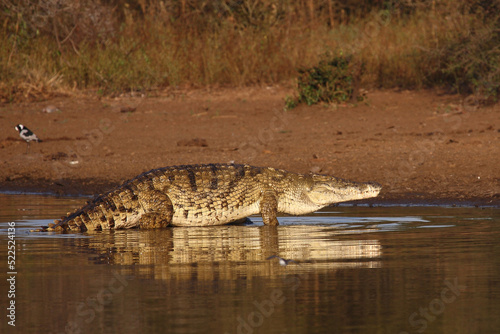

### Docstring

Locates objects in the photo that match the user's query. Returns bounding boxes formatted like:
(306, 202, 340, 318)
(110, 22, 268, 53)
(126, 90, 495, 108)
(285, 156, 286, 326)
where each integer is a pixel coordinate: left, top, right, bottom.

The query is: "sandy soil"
(1, 87, 499, 206)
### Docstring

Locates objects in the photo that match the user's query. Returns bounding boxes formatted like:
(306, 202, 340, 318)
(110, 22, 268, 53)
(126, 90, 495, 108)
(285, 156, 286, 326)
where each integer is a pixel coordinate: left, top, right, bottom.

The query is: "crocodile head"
(278, 173, 381, 215)
(306, 174, 382, 206)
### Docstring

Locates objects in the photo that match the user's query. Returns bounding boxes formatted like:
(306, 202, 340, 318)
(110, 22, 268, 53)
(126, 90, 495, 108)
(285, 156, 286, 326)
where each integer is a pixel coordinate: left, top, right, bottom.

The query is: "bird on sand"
(14, 124, 42, 154)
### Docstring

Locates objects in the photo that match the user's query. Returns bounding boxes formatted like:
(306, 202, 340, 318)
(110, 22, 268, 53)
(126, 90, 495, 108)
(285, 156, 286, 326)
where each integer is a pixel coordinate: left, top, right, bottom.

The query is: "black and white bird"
(14, 124, 42, 153)
(266, 255, 299, 266)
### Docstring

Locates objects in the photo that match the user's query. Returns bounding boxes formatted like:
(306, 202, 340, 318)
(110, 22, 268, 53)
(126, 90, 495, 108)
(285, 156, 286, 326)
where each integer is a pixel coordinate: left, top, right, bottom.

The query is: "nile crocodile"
(44, 163, 381, 232)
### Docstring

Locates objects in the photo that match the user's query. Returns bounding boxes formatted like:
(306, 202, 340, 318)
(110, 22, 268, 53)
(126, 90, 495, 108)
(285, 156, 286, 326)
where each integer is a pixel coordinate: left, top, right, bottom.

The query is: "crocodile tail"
(45, 184, 143, 232)
(44, 196, 111, 232)
(46, 211, 89, 232)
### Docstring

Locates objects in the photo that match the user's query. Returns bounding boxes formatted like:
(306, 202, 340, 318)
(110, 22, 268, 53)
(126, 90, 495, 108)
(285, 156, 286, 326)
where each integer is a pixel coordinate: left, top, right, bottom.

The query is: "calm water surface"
(0, 193, 499, 334)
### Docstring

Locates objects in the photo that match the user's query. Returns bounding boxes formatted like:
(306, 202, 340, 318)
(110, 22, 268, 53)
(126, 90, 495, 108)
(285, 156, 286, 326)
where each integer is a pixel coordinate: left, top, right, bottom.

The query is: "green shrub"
(287, 53, 364, 108)
(284, 95, 298, 111)
(430, 27, 500, 103)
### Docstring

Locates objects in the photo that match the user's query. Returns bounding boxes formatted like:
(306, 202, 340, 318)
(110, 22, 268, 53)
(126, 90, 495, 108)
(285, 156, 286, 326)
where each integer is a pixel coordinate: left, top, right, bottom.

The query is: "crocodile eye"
(307, 184, 335, 205)
(314, 183, 332, 193)
(310, 184, 333, 197)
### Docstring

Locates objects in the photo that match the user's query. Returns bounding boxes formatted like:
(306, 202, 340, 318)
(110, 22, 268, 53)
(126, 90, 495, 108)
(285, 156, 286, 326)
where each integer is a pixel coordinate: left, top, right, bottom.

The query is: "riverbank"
(1, 87, 498, 206)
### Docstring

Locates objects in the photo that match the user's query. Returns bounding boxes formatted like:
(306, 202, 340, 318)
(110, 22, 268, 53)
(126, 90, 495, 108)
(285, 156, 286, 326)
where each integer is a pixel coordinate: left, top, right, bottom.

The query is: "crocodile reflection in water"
(69, 225, 381, 281)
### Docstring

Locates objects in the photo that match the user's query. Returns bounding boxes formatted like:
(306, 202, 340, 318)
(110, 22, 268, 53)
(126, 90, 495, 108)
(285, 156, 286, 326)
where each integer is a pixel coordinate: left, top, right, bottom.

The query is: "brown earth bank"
(0, 87, 499, 206)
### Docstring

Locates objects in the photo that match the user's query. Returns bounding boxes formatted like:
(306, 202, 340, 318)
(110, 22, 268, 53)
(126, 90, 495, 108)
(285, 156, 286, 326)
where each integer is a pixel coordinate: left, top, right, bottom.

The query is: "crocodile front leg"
(260, 190, 279, 226)
(137, 189, 174, 229)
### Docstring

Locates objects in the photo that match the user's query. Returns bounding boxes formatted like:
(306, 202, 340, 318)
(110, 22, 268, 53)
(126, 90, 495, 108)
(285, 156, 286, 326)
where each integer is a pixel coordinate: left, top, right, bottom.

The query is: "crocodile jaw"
(307, 180, 382, 206)
(277, 175, 381, 216)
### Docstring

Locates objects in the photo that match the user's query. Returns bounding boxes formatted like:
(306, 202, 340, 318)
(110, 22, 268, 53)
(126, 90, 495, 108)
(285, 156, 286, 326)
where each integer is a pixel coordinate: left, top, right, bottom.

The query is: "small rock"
(177, 138, 208, 147)
(42, 105, 60, 113)
(310, 166, 322, 174)
(120, 106, 137, 113)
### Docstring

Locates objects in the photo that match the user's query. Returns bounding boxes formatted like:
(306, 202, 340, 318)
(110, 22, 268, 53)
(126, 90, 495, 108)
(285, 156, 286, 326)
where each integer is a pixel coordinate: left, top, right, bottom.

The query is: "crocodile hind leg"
(260, 190, 279, 226)
(137, 189, 174, 229)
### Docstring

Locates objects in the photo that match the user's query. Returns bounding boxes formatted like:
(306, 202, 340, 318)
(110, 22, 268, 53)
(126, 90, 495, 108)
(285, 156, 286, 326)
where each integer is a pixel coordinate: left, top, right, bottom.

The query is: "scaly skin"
(44, 164, 381, 232)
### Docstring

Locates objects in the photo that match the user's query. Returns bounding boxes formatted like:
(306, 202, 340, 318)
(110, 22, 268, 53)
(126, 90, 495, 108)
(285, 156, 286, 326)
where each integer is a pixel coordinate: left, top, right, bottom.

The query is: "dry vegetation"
(1, 0, 499, 102)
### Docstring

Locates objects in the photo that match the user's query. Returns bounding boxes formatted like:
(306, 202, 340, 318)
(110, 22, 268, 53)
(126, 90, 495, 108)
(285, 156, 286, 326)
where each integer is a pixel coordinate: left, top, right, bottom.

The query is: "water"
(1, 193, 499, 334)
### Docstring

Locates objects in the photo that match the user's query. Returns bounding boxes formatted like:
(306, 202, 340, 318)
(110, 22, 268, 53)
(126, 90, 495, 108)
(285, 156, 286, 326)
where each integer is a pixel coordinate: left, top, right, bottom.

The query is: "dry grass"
(1, 0, 498, 102)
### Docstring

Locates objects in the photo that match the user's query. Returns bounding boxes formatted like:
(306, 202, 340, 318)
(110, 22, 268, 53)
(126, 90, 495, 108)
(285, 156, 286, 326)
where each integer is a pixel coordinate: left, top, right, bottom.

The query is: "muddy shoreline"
(1, 87, 499, 206)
